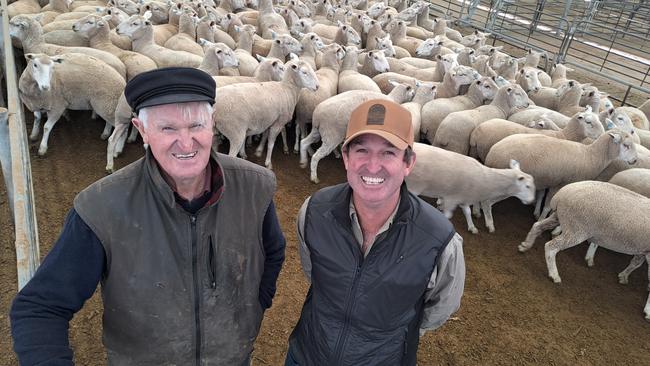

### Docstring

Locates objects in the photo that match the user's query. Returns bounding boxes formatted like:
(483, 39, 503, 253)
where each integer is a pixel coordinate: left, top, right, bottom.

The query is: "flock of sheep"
(6, 0, 650, 320)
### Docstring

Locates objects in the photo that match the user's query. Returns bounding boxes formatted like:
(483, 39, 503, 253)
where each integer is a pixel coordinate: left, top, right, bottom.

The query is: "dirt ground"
(1, 111, 650, 365)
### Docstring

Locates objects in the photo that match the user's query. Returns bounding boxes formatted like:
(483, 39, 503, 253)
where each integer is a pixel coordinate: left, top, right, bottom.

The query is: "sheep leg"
(544, 232, 586, 283)
(293, 122, 301, 154)
(480, 200, 496, 233)
(38, 109, 65, 156)
(618, 255, 646, 285)
(126, 125, 139, 143)
(533, 189, 545, 219)
(538, 186, 559, 221)
(255, 131, 269, 157)
(264, 124, 284, 169)
(30, 111, 43, 141)
(246, 136, 253, 147)
(226, 133, 247, 159)
(585, 242, 599, 267)
(472, 203, 481, 218)
(281, 126, 289, 154)
(106, 123, 130, 173)
(300, 128, 321, 169)
(519, 212, 559, 252)
(101, 122, 113, 140)
(309, 143, 337, 184)
(551, 225, 562, 236)
(460, 204, 478, 234)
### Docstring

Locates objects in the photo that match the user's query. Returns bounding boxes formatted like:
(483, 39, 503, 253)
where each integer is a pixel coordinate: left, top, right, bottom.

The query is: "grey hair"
(137, 102, 214, 129)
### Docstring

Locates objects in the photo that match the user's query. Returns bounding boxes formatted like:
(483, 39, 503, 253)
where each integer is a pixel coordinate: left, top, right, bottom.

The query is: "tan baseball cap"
(343, 99, 414, 150)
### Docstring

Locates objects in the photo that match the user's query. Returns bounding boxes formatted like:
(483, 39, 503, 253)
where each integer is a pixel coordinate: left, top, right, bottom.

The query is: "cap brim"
(342, 130, 409, 150)
(136, 93, 215, 112)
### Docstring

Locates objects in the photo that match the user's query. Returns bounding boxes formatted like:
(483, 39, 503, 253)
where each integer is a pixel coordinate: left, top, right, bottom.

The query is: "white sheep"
(550, 63, 573, 88)
(115, 12, 203, 68)
(212, 55, 286, 88)
(358, 50, 390, 78)
(470, 107, 605, 162)
(433, 84, 532, 155)
(164, 10, 205, 57)
(198, 40, 240, 76)
(406, 144, 535, 234)
(9, 14, 127, 80)
(258, 0, 289, 38)
(617, 106, 650, 130)
(19, 53, 125, 156)
(338, 45, 381, 94)
(72, 14, 157, 81)
(297, 31, 324, 70)
(401, 81, 437, 143)
(213, 59, 319, 169)
(485, 128, 638, 220)
(433, 64, 479, 98)
(420, 76, 499, 143)
(519, 181, 650, 321)
(300, 82, 416, 183)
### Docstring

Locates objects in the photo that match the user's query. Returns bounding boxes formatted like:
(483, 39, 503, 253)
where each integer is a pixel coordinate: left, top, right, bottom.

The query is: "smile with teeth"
(361, 176, 385, 185)
(173, 151, 198, 160)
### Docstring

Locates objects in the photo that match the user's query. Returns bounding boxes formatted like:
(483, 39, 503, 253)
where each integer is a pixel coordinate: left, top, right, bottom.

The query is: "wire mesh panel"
(424, 0, 650, 106)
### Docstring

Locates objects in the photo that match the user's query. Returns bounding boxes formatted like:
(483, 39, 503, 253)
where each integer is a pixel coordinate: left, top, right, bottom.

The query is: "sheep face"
(288, 61, 319, 91)
(140, 3, 169, 24)
(8, 16, 33, 41)
(505, 85, 530, 110)
(367, 51, 390, 74)
(516, 68, 542, 93)
(116, 14, 150, 38)
(289, 0, 311, 18)
(291, 19, 311, 37)
(111, 0, 139, 15)
(449, 65, 479, 86)
(214, 45, 239, 68)
(305, 33, 325, 50)
(229, 0, 247, 11)
(277, 34, 303, 55)
(415, 38, 439, 57)
(375, 36, 396, 58)
(338, 23, 361, 46)
(509, 160, 536, 204)
(25, 54, 60, 92)
(475, 76, 498, 101)
(368, 3, 386, 18)
(574, 109, 605, 140)
(72, 15, 104, 36)
(608, 130, 638, 165)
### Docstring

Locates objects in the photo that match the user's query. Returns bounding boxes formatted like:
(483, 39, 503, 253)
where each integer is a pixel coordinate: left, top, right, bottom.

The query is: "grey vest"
(290, 183, 454, 366)
(74, 150, 276, 366)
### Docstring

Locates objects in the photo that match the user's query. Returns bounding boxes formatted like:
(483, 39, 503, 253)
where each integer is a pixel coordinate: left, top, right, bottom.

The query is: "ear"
(256, 54, 266, 62)
(388, 79, 399, 87)
(234, 25, 241, 32)
(25, 53, 35, 60)
(102, 15, 112, 22)
(506, 87, 513, 94)
(143, 10, 152, 20)
(606, 118, 615, 130)
(509, 159, 520, 170)
(271, 30, 277, 39)
(608, 131, 622, 143)
(289, 53, 299, 61)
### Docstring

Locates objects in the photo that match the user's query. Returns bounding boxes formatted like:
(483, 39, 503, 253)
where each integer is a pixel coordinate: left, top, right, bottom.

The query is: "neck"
(131, 26, 155, 50)
(161, 163, 210, 201)
(352, 190, 400, 234)
(238, 31, 254, 53)
(88, 26, 113, 48)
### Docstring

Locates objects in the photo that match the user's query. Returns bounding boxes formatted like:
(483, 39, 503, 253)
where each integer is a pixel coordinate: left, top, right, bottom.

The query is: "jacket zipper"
(332, 250, 364, 365)
(207, 235, 216, 289)
(190, 215, 201, 366)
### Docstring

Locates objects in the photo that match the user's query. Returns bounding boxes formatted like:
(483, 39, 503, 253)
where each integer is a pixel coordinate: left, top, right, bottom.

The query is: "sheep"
(9, 15, 127, 80)
(433, 84, 532, 155)
(19, 53, 125, 156)
(138, 1, 170, 24)
(213, 59, 319, 169)
(198, 40, 240, 76)
(469, 107, 605, 162)
(337, 45, 381, 94)
(433, 64, 480, 98)
(258, 0, 289, 38)
(456, 47, 475, 66)
(554, 80, 590, 117)
(493, 56, 518, 81)
(332, 21, 362, 46)
(401, 81, 437, 143)
(266, 32, 303, 61)
(115, 12, 203, 68)
(7, 0, 41, 19)
(518, 180, 650, 321)
(374, 33, 411, 59)
(72, 14, 157, 81)
(508, 107, 571, 129)
(519, 49, 551, 86)
(414, 36, 454, 59)
(300, 82, 416, 183)
(358, 49, 390, 78)
(485, 128, 638, 220)
(297, 31, 324, 70)
(550, 63, 573, 88)
(94, 6, 134, 49)
(371, 72, 419, 94)
(406, 144, 535, 234)
(515, 67, 542, 94)
(598, 108, 642, 145)
(617, 106, 650, 130)
(579, 84, 612, 113)
(470, 54, 497, 78)
(386, 52, 458, 84)
(639, 99, 650, 121)
(42, 29, 90, 47)
(596, 143, 650, 181)
(385, 19, 422, 56)
(212, 55, 286, 88)
(164, 10, 205, 57)
(232, 24, 260, 76)
(420, 76, 499, 143)
(294, 44, 344, 153)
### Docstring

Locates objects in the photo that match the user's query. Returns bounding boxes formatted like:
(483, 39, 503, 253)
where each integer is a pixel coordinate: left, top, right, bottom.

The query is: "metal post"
(1, 1, 41, 290)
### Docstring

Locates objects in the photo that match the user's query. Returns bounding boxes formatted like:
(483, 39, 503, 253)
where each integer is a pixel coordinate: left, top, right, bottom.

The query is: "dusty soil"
(1, 111, 650, 365)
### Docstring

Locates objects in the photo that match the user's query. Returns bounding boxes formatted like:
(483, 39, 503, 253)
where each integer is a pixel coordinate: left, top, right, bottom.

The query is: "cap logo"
(366, 104, 386, 125)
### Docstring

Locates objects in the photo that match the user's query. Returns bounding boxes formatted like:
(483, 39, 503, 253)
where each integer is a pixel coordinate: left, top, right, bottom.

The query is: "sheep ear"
(271, 30, 277, 39)
(415, 79, 421, 87)
(436, 54, 442, 60)
(608, 107, 615, 115)
(608, 131, 622, 143)
(509, 159, 520, 170)
(388, 79, 399, 87)
(25, 53, 36, 60)
(585, 105, 592, 113)
(606, 118, 615, 130)
(52, 56, 64, 63)
(256, 54, 266, 62)
(234, 25, 241, 32)
(142, 11, 152, 20)
(506, 87, 513, 93)
(289, 53, 299, 61)
(102, 15, 112, 22)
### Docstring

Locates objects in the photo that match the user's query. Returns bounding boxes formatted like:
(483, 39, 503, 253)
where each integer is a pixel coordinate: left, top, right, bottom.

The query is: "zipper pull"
(396, 254, 404, 264)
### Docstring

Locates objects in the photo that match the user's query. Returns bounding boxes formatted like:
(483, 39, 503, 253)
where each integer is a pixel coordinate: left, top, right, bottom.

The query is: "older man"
(286, 99, 465, 366)
(11, 67, 286, 365)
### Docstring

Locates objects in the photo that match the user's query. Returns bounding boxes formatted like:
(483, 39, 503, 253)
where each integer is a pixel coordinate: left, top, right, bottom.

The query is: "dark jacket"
(290, 183, 455, 366)
(11, 151, 285, 366)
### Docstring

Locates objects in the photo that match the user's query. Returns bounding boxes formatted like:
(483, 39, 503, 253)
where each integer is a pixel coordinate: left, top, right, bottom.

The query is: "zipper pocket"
(207, 235, 216, 289)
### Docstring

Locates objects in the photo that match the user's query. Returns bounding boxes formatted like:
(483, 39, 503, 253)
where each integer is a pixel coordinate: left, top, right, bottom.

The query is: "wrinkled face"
(133, 102, 214, 186)
(27, 55, 57, 91)
(343, 134, 415, 209)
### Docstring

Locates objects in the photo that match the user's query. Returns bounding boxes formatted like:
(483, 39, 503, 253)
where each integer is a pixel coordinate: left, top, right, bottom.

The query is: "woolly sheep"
(115, 12, 203, 68)
(420, 76, 499, 143)
(338, 46, 382, 94)
(19, 53, 125, 156)
(469, 107, 604, 161)
(519, 181, 650, 321)
(300, 82, 416, 183)
(212, 55, 286, 88)
(401, 81, 437, 143)
(406, 144, 535, 234)
(164, 10, 205, 57)
(9, 15, 127, 80)
(433, 84, 531, 155)
(213, 59, 319, 169)
(258, 0, 289, 38)
(198, 40, 240, 76)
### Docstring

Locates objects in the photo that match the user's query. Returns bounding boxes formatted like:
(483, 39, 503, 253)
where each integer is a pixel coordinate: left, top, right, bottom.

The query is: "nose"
(177, 129, 193, 150)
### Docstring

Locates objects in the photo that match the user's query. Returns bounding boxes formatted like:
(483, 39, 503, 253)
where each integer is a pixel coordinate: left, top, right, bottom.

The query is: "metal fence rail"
(1, 1, 41, 290)
(425, 0, 650, 106)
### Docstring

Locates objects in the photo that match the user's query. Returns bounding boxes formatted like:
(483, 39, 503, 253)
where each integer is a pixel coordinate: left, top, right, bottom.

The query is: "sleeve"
(10, 208, 106, 366)
(296, 197, 312, 283)
(419, 233, 465, 336)
(258, 200, 287, 310)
